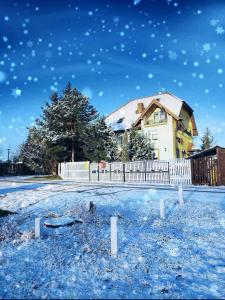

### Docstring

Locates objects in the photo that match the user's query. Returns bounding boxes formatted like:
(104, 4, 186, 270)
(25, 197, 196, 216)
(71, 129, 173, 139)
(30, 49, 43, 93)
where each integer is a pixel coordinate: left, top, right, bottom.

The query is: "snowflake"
(2, 36, 8, 42)
(168, 50, 177, 60)
(193, 61, 199, 67)
(98, 91, 104, 96)
(210, 19, 219, 27)
(0, 70, 6, 82)
(11, 88, 22, 98)
(133, 0, 142, 5)
(202, 43, 211, 52)
(217, 68, 223, 74)
(215, 26, 224, 35)
(148, 73, 153, 79)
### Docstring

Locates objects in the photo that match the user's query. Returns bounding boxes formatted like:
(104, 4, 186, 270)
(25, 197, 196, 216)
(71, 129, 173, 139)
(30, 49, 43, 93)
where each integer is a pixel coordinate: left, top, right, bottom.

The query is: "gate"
(191, 156, 218, 186)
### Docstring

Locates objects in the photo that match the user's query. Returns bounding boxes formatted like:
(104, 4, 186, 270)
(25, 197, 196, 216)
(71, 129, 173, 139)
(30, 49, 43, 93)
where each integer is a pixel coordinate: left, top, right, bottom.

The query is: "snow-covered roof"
(105, 92, 184, 131)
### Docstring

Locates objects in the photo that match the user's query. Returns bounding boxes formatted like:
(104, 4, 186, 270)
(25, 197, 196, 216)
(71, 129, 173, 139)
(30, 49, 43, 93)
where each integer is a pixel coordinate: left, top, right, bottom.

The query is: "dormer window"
(160, 108, 167, 120)
(154, 109, 167, 122)
(117, 117, 124, 124)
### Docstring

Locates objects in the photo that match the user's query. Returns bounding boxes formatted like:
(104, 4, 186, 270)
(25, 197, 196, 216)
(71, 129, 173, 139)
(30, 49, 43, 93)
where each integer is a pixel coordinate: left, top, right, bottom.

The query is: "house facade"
(105, 92, 198, 160)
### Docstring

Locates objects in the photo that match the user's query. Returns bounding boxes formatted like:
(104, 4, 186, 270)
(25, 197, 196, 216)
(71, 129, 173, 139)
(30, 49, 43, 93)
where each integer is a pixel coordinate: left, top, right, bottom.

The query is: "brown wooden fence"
(191, 146, 225, 186)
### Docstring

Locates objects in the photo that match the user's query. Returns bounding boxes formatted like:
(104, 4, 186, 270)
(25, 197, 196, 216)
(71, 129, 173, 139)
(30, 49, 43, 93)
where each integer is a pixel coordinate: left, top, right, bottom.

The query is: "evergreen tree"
(128, 126, 153, 161)
(20, 126, 50, 174)
(40, 82, 98, 161)
(120, 131, 129, 162)
(84, 117, 118, 162)
(200, 127, 215, 150)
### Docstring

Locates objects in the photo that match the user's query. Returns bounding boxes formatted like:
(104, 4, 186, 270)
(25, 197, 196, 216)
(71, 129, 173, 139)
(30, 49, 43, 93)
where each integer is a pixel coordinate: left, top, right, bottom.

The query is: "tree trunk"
(72, 137, 75, 162)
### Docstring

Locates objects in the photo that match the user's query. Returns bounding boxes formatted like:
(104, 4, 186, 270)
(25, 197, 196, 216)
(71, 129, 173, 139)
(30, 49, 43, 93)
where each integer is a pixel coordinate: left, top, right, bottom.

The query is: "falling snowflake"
(133, 0, 142, 5)
(202, 43, 211, 52)
(168, 50, 177, 60)
(210, 19, 219, 26)
(0, 71, 6, 83)
(215, 26, 224, 35)
(148, 73, 154, 79)
(11, 88, 22, 98)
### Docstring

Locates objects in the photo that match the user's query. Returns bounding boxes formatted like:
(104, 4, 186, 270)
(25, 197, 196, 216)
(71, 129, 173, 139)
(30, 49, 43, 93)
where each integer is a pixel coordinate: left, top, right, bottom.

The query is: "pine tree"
(20, 126, 50, 174)
(40, 82, 98, 161)
(128, 126, 152, 161)
(84, 117, 118, 162)
(120, 131, 129, 162)
(200, 127, 215, 150)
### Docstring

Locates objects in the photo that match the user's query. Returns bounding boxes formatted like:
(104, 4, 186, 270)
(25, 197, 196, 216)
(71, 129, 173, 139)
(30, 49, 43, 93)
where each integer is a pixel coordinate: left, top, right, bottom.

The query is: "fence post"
(123, 163, 126, 182)
(110, 163, 112, 181)
(168, 162, 170, 184)
(160, 199, 165, 219)
(144, 160, 147, 182)
(88, 162, 91, 182)
(35, 218, 41, 238)
(111, 216, 118, 257)
(98, 164, 100, 182)
(178, 185, 184, 206)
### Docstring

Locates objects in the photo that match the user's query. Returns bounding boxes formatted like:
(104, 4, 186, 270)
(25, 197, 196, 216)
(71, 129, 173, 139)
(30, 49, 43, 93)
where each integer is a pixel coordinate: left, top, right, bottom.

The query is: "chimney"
(136, 102, 145, 114)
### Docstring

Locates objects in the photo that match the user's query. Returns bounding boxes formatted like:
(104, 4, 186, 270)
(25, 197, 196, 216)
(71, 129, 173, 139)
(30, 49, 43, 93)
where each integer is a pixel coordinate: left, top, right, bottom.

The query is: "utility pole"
(7, 148, 10, 162)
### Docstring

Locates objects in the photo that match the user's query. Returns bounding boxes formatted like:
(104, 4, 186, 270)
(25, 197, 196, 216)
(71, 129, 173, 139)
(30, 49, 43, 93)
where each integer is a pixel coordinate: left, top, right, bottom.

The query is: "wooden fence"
(58, 159, 192, 185)
(0, 163, 34, 176)
(191, 147, 225, 186)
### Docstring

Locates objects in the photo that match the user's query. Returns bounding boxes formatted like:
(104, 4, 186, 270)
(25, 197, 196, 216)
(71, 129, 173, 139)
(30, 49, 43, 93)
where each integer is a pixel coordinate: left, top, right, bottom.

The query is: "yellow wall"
(175, 107, 194, 158)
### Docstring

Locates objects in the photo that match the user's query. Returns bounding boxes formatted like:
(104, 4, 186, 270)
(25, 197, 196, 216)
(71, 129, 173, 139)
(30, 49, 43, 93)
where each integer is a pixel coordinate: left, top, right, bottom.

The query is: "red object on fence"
(99, 160, 107, 169)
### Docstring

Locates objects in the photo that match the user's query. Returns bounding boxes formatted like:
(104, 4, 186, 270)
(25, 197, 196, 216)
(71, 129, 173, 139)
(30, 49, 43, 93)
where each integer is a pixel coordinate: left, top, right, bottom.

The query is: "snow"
(105, 92, 183, 131)
(0, 178, 225, 298)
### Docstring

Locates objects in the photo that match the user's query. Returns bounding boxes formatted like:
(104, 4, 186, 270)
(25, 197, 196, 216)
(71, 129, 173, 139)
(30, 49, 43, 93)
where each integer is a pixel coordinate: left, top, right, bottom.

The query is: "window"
(154, 110, 167, 122)
(116, 135, 123, 146)
(154, 112, 160, 122)
(117, 118, 124, 124)
(152, 133, 158, 140)
(160, 109, 167, 120)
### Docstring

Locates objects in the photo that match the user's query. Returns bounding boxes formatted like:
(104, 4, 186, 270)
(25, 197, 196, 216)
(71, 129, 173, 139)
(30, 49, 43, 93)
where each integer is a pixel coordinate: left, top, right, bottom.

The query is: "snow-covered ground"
(0, 178, 225, 299)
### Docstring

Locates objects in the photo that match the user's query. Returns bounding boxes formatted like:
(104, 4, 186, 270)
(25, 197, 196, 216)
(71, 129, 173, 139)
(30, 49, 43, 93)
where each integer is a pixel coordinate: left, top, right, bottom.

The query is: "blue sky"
(0, 0, 225, 160)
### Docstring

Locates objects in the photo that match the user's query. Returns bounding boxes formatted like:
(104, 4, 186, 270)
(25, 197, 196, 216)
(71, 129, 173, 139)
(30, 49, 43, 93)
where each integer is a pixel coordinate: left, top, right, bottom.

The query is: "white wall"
(141, 115, 175, 160)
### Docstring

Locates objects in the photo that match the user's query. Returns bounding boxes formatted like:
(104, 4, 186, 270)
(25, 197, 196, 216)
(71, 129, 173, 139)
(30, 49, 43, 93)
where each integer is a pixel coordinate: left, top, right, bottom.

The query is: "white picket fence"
(58, 159, 192, 185)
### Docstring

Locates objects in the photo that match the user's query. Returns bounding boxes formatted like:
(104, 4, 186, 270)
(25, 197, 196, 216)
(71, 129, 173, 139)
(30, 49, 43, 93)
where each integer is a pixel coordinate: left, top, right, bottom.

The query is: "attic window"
(117, 118, 124, 124)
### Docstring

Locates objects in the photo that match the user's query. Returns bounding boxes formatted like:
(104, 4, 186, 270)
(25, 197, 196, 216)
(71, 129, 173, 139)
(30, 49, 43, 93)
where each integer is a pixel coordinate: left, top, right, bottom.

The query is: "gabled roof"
(134, 99, 180, 127)
(105, 92, 187, 131)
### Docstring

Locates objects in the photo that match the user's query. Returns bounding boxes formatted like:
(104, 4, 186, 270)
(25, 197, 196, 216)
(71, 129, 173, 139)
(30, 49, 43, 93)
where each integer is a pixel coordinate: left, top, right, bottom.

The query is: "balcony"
(144, 119, 167, 127)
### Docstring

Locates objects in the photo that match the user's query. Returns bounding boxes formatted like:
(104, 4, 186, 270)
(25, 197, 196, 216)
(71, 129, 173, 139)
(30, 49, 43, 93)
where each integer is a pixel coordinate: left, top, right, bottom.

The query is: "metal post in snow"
(160, 199, 165, 219)
(123, 163, 126, 182)
(97, 165, 100, 182)
(178, 185, 184, 206)
(109, 163, 112, 181)
(35, 218, 41, 238)
(144, 160, 147, 182)
(88, 162, 91, 182)
(111, 216, 118, 257)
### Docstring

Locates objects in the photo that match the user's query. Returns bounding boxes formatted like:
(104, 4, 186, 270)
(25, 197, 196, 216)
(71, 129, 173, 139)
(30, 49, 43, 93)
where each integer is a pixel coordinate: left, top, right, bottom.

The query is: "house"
(105, 92, 198, 160)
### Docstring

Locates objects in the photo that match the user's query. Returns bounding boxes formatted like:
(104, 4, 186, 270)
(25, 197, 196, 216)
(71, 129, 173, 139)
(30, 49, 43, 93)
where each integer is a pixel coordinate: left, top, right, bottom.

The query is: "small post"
(97, 165, 100, 182)
(89, 201, 96, 214)
(111, 216, 118, 257)
(144, 160, 147, 182)
(123, 163, 126, 182)
(178, 185, 184, 206)
(88, 162, 91, 182)
(109, 163, 112, 181)
(160, 199, 165, 219)
(35, 218, 41, 238)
